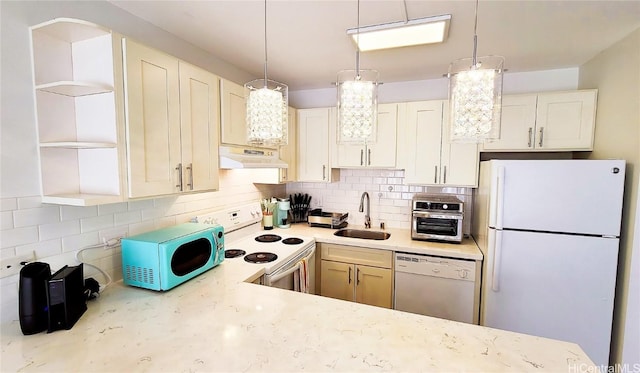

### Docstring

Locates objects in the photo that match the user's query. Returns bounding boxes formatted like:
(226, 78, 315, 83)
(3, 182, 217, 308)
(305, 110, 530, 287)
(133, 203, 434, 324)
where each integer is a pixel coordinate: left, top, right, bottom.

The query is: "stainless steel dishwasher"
(394, 252, 480, 324)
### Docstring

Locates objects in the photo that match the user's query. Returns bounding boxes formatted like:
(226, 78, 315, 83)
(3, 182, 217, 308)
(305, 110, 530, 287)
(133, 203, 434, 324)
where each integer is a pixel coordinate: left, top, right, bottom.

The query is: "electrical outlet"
(0, 252, 36, 279)
(99, 227, 128, 246)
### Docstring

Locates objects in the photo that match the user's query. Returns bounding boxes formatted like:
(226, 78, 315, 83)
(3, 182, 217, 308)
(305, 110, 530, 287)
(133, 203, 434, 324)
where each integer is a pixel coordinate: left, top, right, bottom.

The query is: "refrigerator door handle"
(491, 230, 503, 292)
(494, 166, 505, 229)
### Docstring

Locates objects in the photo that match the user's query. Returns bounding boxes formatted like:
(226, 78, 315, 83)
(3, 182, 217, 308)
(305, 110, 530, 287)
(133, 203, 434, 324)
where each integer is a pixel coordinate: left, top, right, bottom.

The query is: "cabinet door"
(355, 265, 392, 309)
(321, 261, 354, 302)
(440, 102, 479, 187)
(483, 94, 538, 151)
(278, 107, 298, 182)
(535, 90, 596, 150)
(298, 108, 330, 182)
(123, 39, 181, 198)
(178, 62, 220, 192)
(220, 79, 248, 147)
(367, 103, 398, 168)
(402, 101, 443, 185)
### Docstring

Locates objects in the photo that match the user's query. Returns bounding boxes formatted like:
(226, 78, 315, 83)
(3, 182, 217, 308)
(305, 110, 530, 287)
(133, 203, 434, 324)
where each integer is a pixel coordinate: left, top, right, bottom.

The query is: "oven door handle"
(413, 212, 462, 220)
(267, 247, 315, 284)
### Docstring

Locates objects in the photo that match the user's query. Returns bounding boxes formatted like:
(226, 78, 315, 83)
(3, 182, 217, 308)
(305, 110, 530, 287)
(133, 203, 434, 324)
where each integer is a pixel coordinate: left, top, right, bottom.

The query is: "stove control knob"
(443, 204, 448, 210)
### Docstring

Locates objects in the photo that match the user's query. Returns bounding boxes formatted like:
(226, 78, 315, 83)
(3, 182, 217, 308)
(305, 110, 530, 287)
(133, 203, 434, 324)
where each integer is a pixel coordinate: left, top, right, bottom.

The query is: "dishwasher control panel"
(395, 253, 475, 281)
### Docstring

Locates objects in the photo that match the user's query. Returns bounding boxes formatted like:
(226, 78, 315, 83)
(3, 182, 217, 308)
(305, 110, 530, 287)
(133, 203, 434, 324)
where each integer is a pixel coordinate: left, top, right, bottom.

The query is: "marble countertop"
(1, 238, 595, 372)
(281, 223, 483, 260)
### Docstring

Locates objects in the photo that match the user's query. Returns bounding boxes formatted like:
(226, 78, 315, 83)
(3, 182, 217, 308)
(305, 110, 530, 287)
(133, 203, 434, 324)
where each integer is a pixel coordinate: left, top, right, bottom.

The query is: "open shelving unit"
(31, 18, 125, 206)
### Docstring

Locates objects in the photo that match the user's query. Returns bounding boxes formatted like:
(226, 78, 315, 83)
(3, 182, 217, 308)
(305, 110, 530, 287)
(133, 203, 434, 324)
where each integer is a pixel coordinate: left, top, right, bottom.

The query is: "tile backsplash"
(286, 169, 473, 233)
(0, 170, 284, 323)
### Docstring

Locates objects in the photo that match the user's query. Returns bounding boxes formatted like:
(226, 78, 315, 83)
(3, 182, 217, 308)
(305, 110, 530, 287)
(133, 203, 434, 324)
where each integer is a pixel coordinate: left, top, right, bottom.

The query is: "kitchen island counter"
(1, 247, 595, 372)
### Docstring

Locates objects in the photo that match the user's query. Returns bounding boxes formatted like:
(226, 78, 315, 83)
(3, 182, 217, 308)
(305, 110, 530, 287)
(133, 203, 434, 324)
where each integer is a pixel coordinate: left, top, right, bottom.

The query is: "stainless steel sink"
(334, 229, 391, 240)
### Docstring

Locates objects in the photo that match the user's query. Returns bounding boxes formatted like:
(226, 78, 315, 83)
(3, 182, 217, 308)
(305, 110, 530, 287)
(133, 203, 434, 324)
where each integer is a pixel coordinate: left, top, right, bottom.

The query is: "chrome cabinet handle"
(368, 149, 371, 166)
(186, 163, 193, 190)
(360, 149, 364, 166)
(434, 166, 438, 183)
(348, 267, 352, 284)
(527, 127, 533, 148)
(323, 165, 326, 180)
(539, 127, 544, 147)
(175, 163, 183, 191)
(282, 168, 287, 181)
(443, 166, 447, 184)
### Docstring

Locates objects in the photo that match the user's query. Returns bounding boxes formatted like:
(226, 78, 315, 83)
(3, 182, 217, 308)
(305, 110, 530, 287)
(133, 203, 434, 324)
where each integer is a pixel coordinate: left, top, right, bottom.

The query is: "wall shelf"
(35, 81, 113, 97)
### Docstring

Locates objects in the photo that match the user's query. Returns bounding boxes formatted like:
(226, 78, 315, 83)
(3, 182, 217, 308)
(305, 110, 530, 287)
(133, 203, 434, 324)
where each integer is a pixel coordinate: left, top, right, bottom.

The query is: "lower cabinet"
(319, 243, 393, 309)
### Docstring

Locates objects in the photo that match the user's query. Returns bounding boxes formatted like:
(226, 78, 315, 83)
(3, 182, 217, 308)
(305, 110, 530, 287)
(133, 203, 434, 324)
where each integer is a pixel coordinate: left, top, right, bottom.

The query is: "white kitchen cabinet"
(30, 18, 127, 206)
(400, 101, 479, 187)
(220, 79, 248, 147)
(483, 90, 597, 151)
(123, 39, 219, 198)
(297, 107, 338, 182)
(335, 103, 398, 168)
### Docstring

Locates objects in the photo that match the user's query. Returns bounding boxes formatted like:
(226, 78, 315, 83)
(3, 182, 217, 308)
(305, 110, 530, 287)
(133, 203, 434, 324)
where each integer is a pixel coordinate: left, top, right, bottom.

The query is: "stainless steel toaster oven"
(411, 194, 463, 243)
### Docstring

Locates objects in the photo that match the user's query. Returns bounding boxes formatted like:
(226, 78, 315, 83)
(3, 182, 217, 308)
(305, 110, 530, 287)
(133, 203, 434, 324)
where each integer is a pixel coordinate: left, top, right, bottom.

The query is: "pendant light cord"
(263, 0, 268, 86)
(355, 0, 360, 77)
(472, 0, 479, 67)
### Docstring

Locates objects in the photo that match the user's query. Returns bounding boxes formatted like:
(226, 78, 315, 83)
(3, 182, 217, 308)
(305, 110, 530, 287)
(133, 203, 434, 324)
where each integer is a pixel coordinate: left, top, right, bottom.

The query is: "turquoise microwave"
(121, 223, 224, 291)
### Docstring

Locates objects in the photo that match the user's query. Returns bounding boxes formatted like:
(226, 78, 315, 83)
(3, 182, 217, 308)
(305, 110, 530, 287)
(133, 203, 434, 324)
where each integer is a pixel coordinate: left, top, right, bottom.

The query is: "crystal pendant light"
(448, 0, 504, 143)
(245, 0, 288, 146)
(337, 0, 378, 144)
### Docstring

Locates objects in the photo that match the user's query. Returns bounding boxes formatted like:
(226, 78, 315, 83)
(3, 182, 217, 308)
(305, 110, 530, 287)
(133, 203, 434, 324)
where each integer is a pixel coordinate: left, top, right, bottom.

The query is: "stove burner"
(244, 252, 278, 264)
(282, 237, 303, 245)
(255, 234, 282, 243)
(225, 249, 246, 258)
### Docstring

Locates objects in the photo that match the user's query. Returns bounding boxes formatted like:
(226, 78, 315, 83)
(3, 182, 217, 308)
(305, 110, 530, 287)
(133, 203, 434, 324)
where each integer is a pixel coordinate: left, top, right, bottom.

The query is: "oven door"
(412, 211, 462, 241)
(264, 245, 316, 293)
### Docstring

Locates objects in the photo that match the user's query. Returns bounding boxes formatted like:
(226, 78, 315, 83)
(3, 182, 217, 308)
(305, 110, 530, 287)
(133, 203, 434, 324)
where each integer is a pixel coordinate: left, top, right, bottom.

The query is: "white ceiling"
(109, 0, 640, 91)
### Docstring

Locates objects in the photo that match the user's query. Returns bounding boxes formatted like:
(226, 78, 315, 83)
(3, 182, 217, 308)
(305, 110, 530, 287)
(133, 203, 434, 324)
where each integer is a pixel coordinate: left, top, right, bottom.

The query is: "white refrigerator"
(472, 159, 626, 368)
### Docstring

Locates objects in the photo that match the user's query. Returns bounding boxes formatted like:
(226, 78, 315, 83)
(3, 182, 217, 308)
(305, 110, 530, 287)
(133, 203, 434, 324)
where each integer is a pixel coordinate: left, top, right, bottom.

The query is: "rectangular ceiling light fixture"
(347, 14, 451, 52)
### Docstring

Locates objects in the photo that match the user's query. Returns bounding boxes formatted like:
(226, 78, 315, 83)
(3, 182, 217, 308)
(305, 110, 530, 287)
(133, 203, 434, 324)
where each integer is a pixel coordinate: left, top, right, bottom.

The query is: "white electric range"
(193, 203, 316, 292)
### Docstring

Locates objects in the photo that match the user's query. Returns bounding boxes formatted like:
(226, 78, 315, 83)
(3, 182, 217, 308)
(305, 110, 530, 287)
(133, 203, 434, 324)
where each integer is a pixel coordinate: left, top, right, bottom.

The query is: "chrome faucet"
(359, 192, 371, 229)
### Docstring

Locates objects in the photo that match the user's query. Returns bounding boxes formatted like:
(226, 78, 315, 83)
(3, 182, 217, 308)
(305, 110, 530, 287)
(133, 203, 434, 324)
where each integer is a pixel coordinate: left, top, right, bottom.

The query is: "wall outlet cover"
(0, 252, 36, 279)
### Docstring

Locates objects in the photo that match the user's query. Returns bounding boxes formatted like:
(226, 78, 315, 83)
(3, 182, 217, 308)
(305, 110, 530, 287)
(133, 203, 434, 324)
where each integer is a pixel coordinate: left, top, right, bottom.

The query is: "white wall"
(578, 27, 640, 367)
(290, 67, 580, 108)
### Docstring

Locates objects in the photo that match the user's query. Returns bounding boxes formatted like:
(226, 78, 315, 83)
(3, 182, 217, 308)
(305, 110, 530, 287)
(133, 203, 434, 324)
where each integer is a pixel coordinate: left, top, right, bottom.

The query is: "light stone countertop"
(1, 230, 596, 372)
(281, 223, 483, 260)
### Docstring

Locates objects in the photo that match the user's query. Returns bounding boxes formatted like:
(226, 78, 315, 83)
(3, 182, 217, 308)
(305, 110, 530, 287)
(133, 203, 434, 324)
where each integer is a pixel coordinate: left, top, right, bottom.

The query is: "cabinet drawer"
(320, 243, 392, 269)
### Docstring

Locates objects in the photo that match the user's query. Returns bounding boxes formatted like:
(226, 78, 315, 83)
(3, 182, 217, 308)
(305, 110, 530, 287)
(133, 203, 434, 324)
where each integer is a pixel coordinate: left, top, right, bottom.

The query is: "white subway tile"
(16, 238, 62, 259)
(81, 215, 114, 233)
(98, 202, 128, 215)
(114, 211, 142, 226)
(0, 226, 38, 249)
(128, 198, 155, 211)
(13, 206, 60, 227)
(0, 198, 17, 212)
(1, 247, 16, 260)
(17, 196, 43, 209)
(129, 221, 156, 236)
(60, 205, 98, 221)
(61, 231, 100, 253)
(393, 199, 410, 207)
(39, 220, 80, 241)
(1, 211, 14, 230)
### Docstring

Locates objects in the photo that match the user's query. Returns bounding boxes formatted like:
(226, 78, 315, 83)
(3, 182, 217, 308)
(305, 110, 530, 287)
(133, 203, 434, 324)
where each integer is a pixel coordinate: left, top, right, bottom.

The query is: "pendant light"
(448, 0, 504, 143)
(245, 0, 288, 146)
(337, 0, 379, 144)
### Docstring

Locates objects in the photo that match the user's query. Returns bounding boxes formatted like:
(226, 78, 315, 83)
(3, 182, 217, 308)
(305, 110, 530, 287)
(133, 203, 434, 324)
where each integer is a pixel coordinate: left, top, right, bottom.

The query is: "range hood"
(219, 146, 288, 169)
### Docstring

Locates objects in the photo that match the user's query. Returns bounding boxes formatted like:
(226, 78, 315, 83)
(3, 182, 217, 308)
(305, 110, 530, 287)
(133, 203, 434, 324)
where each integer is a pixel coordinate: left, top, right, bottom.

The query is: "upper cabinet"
(335, 103, 398, 168)
(219, 79, 248, 147)
(399, 101, 479, 187)
(30, 18, 127, 206)
(123, 39, 219, 198)
(297, 107, 338, 182)
(483, 90, 597, 151)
